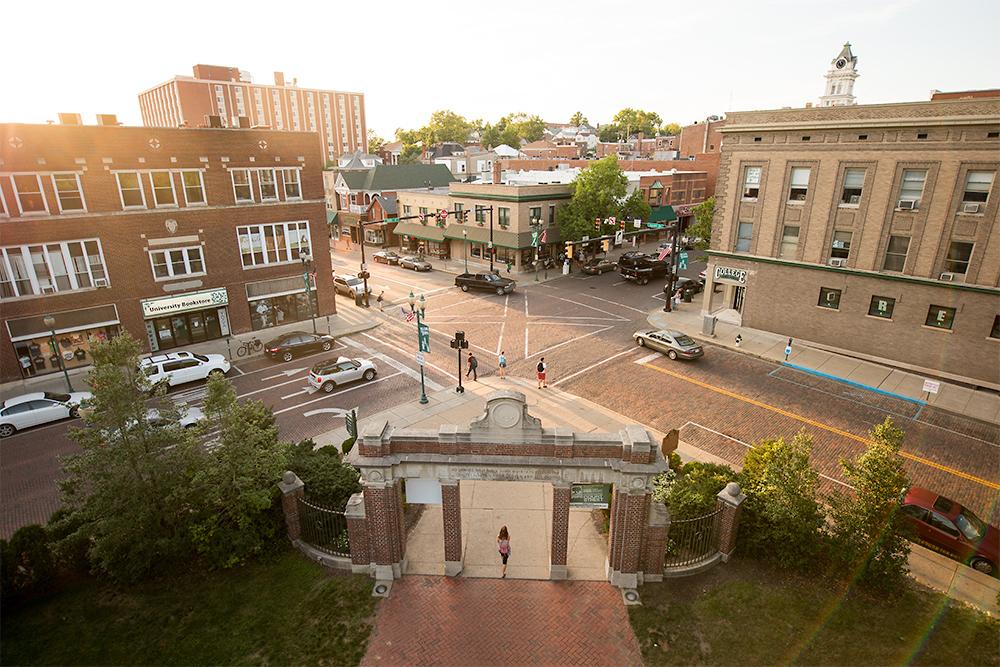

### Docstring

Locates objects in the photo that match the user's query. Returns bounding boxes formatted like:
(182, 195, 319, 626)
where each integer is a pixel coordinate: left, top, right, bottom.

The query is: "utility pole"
(488, 205, 495, 273)
(358, 225, 370, 308)
(662, 222, 680, 313)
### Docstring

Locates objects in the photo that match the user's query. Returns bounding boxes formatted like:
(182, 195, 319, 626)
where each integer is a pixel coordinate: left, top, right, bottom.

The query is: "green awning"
(443, 225, 531, 249)
(326, 211, 338, 224)
(648, 205, 677, 224)
(392, 221, 446, 243)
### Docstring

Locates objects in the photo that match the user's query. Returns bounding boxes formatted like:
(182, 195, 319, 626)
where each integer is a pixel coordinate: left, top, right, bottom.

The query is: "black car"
(373, 250, 401, 264)
(455, 272, 516, 295)
(264, 331, 336, 362)
(664, 277, 706, 299)
(618, 253, 671, 285)
(582, 257, 616, 275)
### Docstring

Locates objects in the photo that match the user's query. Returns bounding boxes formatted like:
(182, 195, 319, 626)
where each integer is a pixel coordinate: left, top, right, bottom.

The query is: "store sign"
(570, 483, 611, 508)
(141, 288, 229, 318)
(713, 266, 748, 285)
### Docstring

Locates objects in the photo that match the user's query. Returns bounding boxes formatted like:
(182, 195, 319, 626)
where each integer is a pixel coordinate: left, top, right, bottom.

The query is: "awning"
(326, 211, 338, 225)
(7, 304, 120, 342)
(392, 221, 447, 243)
(442, 224, 553, 249)
(647, 205, 678, 224)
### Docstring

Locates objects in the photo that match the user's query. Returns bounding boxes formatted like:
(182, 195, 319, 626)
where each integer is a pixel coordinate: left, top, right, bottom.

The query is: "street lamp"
(43, 315, 73, 392)
(299, 251, 318, 333)
(408, 291, 429, 405)
(530, 217, 544, 282)
(462, 228, 469, 273)
(662, 222, 681, 313)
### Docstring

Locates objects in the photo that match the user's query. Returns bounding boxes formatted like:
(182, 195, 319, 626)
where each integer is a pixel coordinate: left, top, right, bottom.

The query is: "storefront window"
(145, 307, 227, 351)
(14, 326, 119, 378)
(249, 292, 317, 331)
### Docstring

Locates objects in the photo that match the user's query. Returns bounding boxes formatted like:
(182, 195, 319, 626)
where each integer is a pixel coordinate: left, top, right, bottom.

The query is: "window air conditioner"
(938, 272, 956, 282)
(40, 285, 56, 294)
(848, 195, 861, 204)
(94, 278, 109, 288)
(963, 202, 980, 214)
(897, 200, 916, 210)
(828, 258, 846, 267)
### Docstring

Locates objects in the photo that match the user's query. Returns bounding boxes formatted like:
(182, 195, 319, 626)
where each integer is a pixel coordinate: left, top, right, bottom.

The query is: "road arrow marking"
(635, 352, 661, 365)
(303, 406, 359, 418)
(261, 368, 307, 381)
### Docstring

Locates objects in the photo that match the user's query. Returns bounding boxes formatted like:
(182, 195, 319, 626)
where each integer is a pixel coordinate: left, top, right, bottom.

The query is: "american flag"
(401, 307, 415, 322)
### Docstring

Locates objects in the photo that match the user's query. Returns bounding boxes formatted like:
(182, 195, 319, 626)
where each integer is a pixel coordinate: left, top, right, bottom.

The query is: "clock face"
(836, 58, 847, 69)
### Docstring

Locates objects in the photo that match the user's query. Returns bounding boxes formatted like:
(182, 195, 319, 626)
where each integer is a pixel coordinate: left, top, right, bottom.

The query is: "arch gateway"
(339, 389, 674, 588)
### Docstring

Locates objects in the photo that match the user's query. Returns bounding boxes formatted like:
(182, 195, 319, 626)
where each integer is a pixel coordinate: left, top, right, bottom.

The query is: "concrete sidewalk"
(648, 304, 1000, 425)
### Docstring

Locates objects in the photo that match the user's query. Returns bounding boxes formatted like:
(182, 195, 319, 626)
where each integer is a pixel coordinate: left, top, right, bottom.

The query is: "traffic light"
(602, 239, 610, 252)
(594, 218, 601, 233)
(619, 219, 626, 231)
(461, 209, 470, 222)
(565, 243, 574, 259)
(358, 270, 371, 280)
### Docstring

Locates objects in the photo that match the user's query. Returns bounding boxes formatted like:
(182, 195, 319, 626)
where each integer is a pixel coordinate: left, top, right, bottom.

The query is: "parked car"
(308, 356, 378, 393)
(264, 331, 336, 362)
(633, 329, 704, 360)
(373, 250, 401, 265)
(455, 272, 516, 295)
(140, 351, 230, 388)
(663, 277, 705, 299)
(333, 274, 371, 297)
(399, 255, 433, 272)
(899, 487, 999, 575)
(146, 405, 205, 429)
(582, 257, 617, 275)
(618, 253, 671, 285)
(0, 391, 93, 437)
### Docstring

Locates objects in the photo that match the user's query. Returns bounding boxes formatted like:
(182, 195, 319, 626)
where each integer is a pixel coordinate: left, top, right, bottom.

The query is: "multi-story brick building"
(139, 64, 366, 165)
(678, 117, 725, 157)
(0, 121, 334, 383)
(637, 171, 709, 228)
(704, 96, 1000, 389)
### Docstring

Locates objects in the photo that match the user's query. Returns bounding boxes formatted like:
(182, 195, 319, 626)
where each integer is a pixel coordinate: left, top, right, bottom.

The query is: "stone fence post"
(277, 471, 305, 541)
(345, 492, 370, 571)
(716, 481, 746, 562)
(642, 500, 669, 581)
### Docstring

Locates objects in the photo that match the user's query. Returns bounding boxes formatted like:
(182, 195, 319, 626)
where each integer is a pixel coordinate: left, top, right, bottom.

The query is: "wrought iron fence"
(297, 497, 351, 557)
(664, 507, 722, 568)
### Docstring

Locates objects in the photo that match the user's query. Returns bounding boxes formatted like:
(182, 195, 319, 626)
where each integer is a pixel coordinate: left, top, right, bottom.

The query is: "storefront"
(7, 304, 121, 378)
(393, 222, 451, 259)
(141, 288, 231, 352)
(245, 275, 317, 331)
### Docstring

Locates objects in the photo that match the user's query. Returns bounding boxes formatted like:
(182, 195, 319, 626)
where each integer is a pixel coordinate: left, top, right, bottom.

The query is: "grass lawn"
(1, 549, 377, 666)
(631, 559, 1000, 666)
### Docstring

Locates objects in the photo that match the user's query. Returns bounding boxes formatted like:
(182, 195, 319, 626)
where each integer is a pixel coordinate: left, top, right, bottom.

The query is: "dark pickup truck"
(455, 272, 517, 295)
(618, 253, 671, 285)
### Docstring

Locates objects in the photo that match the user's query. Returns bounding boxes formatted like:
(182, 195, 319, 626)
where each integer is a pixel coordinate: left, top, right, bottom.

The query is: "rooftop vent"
(58, 113, 82, 125)
(96, 114, 119, 126)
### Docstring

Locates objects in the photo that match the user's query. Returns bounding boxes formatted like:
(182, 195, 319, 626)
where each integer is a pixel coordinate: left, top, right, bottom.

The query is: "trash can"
(354, 291, 364, 307)
(702, 314, 717, 337)
(683, 292, 693, 303)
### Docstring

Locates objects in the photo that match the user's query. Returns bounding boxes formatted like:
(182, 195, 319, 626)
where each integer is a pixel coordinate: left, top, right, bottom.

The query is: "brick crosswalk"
(361, 576, 643, 667)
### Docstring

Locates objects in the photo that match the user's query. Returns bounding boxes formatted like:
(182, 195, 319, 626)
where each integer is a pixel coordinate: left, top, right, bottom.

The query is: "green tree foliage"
(480, 112, 546, 149)
(188, 373, 289, 569)
(660, 122, 682, 136)
(0, 524, 56, 601)
(828, 418, 912, 590)
(619, 190, 652, 224)
(687, 196, 715, 248)
(60, 334, 202, 582)
(598, 124, 622, 142)
(426, 109, 474, 144)
(396, 127, 425, 164)
(287, 439, 361, 511)
(570, 111, 589, 126)
(738, 431, 825, 570)
(556, 156, 650, 246)
(612, 108, 663, 138)
(366, 129, 385, 154)
(665, 462, 738, 520)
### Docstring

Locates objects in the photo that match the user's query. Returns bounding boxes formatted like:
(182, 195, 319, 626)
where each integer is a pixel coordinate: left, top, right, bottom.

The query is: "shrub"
(288, 440, 361, 511)
(667, 462, 738, 520)
(0, 524, 56, 601)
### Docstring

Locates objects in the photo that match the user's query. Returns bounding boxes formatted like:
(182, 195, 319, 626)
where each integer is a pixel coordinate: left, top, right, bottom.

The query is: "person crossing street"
(466, 352, 478, 381)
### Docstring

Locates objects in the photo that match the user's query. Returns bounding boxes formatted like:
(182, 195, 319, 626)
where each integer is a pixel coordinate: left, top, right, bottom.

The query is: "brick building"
(637, 171, 709, 228)
(704, 97, 1000, 389)
(521, 140, 582, 160)
(139, 64, 366, 165)
(678, 117, 725, 157)
(0, 121, 335, 383)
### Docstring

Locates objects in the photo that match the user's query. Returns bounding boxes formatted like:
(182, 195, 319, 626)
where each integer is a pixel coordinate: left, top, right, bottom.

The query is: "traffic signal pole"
(663, 222, 680, 313)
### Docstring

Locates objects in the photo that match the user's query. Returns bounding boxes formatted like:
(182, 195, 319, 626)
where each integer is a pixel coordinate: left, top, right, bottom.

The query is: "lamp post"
(463, 228, 469, 273)
(299, 251, 318, 333)
(662, 222, 681, 313)
(43, 315, 73, 392)
(358, 221, 371, 308)
(530, 217, 541, 282)
(408, 291, 429, 404)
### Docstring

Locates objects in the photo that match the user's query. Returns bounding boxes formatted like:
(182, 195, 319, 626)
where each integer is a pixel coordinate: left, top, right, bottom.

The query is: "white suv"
(140, 351, 231, 388)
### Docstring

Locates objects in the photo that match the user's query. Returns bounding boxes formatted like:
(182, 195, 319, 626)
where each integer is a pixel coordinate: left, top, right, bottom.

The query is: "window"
(402, 205, 412, 216)
(858, 134, 868, 141)
(237, 221, 311, 268)
(817, 287, 842, 310)
(927, 512, 959, 537)
(150, 246, 205, 279)
(475, 207, 486, 223)
(116, 171, 146, 208)
(735, 222, 753, 252)
(962, 171, 994, 204)
(454, 203, 463, 218)
(51, 173, 86, 212)
(528, 206, 541, 222)
(788, 167, 810, 201)
(841, 168, 865, 204)
(232, 169, 253, 202)
(801, 136, 811, 142)
(943, 241, 973, 275)
(11, 174, 47, 214)
(149, 172, 176, 207)
(779, 226, 799, 259)
(549, 205, 556, 224)
(742, 167, 761, 199)
(281, 169, 302, 200)
(990, 315, 1000, 340)
(883, 236, 910, 272)
(925, 305, 956, 330)
(868, 296, 895, 319)
(418, 207, 428, 220)
(831, 231, 852, 259)
(899, 169, 926, 206)
(499, 207, 511, 226)
(917, 133, 928, 140)
(0, 239, 107, 299)
(258, 169, 277, 201)
(181, 171, 206, 206)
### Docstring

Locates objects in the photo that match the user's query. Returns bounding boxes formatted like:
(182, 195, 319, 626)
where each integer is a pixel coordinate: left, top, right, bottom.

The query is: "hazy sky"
(4, 0, 998, 138)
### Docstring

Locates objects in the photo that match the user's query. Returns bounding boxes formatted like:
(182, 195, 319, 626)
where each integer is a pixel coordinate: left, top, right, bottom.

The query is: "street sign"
(633, 219, 641, 229)
(418, 323, 430, 352)
(647, 223, 665, 229)
(531, 230, 539, 246)
(570, 484, 611, 508)
(345, 409, 358, 439)
(922, 379, 940, 394)
(582, 235, 590, 242)
(416, 351, 426, 366)
(438, 209, 449, 220)
(614, 230, 624, 245)
(678, 251, 689, 270)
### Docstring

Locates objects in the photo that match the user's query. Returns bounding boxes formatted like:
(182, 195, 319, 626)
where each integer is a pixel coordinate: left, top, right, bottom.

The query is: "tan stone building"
(703, 96, 1000, 389)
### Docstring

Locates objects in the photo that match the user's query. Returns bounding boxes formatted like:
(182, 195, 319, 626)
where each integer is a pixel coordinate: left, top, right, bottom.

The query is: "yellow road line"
(640, 362, 1000, 491)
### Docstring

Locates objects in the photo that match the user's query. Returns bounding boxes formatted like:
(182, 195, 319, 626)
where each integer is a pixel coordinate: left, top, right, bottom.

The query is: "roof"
(392, 221, 447, 242)
(381, 140, 403, 152)
(3, 392, 48, 407)
(336, 164, 457, 192)
(373, 193, 398, 216)
(522, 140, 557, 150)
(833, 42, 857, 65)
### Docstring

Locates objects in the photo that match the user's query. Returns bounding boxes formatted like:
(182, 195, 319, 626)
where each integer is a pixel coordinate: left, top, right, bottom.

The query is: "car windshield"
(193, 353, 209, 362)
(483, 274, 498, 282)
(955, 510, 987, 541)
(43, 392, 72, 402)
(674, 335, 697, 347)
(346, 278, 362, 286)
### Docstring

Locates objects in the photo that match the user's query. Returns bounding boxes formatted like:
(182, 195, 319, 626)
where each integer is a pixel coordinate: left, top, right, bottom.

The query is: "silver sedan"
(633, 329, 704, 361)
(399, 255, 433, 272)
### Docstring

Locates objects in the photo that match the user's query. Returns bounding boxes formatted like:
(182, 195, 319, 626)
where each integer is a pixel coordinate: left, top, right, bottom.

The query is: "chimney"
(492, 161, 502, 184)
(804, 102, 813, 108)
(58, 113, 82, 125)
(96, 114, 119, 126)
(274, 71, 285, 87)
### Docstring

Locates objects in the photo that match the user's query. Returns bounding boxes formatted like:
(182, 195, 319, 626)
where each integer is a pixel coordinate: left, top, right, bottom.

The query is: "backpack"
(470, 357, 478, 369)
(536, 361, 544, 373)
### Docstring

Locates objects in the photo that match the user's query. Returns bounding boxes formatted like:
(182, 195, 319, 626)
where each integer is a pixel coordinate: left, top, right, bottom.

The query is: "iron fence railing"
(664, 507, 722, 568)
(297, 497, 351, 557)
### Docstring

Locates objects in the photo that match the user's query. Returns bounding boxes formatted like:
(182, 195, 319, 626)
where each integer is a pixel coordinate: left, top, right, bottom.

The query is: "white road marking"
(281, 388, 310, 400)
(530, 325, 614, 359)
(529, 315, 623, 321)
(434, 297, 483, 313)
(303, 406, 358, 419)
(273, 372, 404, 416)
(261, 368, 307, 381)
(544, 287, 648, 315)
(635, 352, 661, 365)
(552, 347, 640, 387)
(230, 365, 246, 376)
(237, 374, 309, 398)
(343, 335, 446, 390)
(612, 280, 627, 286)
(530, 321, 621, 327)
(541, 294, 630, 321)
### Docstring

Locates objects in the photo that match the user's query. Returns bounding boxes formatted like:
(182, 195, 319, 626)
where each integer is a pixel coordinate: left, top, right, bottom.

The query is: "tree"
(60, 333, 202, 582)
(619, 190, 652, 224)
(557, 156, 628, 244)
(396, 127, 424, 164)
(367, 129, 385, 154)
(665, 462, 738, 520)
(598, 124, 621, 142)
(687, 196, 715, 248)
(660, 122, 682, 136)
(827, 418, 912, 590)
(287, 439, 361, 511)
(480, 112, 546, 148)
(570, 111, 589, 127)
(612, 108, 662, 138)
(426, 110, 474, 144)
(738, 431, 825, 570)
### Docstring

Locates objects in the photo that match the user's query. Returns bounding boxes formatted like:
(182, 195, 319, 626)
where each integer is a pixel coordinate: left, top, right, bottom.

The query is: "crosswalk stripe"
(341, 336, 445, 391)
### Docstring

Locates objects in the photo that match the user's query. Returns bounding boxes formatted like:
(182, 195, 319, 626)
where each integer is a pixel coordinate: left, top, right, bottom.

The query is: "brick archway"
(344, 390, 669, 588)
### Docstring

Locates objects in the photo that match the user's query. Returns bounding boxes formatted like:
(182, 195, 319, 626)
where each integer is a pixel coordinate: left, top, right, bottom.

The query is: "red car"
(899, 487, 999, 575)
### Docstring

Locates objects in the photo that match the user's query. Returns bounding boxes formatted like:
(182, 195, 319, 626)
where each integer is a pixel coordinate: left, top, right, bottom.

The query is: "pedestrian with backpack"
(376, 290, 384, 312)
(466, 352, 478, 381)
(536, 357, 547, 388)
(497, 525, 511, 578)
(498, 350, 507, 379)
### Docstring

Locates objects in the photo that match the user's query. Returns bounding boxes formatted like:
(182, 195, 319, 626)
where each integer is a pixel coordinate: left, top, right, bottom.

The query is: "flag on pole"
(401, 307, 415, 322)
(540, 229, 547, 244)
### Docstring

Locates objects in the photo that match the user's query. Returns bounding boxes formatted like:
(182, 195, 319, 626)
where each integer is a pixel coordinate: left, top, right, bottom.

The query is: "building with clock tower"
(819, 43, 859, 107)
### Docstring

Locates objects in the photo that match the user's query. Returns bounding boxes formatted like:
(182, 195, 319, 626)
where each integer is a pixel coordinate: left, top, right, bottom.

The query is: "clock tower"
(819, 43, 859, 107)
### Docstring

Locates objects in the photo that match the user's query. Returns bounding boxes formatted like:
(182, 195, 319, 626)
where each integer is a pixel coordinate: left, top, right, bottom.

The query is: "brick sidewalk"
(361, 576, 643, 667)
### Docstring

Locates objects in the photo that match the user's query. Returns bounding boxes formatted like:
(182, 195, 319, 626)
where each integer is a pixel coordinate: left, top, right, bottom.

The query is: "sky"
(3, 0, 998, 138)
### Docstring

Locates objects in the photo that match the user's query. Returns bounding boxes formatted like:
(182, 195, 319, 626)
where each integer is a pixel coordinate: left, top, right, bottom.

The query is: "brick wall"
(550, 484, 571, 567)
(442, 480, 462, 563)
(679, 120, 725, 157)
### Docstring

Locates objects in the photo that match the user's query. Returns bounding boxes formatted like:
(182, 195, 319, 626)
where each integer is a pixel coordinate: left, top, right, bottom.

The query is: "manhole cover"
(624, 590, 639, 602)
(374, 584, 388, 595)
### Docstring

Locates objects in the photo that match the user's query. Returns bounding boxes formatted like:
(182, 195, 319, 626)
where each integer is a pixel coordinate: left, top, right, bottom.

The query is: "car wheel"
(496, 287, 505, 296)
(970, 557, 995, 575)
(363, 369, 376, 381)
(667, 350, 678, 360)
(322, 381, 336, 393)
(0, 423, 15, 438)
(461, 285, 469, 292)
(208, 369, 225, 379)
(637, 337, 645, 347)
(69, 407, 80, 419)
(640, 277, 649, 285)
(282, 351, 294, 363)
(321, 341, 333, 351)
